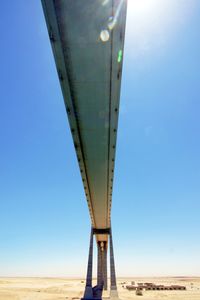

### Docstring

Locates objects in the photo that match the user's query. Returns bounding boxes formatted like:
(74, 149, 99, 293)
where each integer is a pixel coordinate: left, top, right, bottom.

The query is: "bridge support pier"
(82, 227, 118, 300)
(83, 228, 94, 299)
(102, 242, 107, 290)
(110, 229, 118, 299)
(97, 242, 103, 287)
(97, 241, 108, 290)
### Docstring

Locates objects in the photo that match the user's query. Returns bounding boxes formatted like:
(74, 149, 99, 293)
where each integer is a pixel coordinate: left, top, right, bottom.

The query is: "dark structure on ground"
(126, 282, 186, 291)
(135, 288, 143, 296)
(41, 1, 127, 299)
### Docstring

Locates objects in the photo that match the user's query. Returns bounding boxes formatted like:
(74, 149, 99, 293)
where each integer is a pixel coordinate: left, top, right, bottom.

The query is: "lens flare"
(100, 30, 110, 42)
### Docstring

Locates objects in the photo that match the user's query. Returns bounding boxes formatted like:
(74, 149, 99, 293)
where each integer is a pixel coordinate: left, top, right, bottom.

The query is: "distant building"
(126, 282, 186, 291)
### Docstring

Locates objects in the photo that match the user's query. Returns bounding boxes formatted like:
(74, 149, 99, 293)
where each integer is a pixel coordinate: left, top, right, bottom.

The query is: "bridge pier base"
(82, 227, 118, 300)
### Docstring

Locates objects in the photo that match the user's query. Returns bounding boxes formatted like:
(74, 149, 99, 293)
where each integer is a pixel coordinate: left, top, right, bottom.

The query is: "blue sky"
(0, 0, 200, 277)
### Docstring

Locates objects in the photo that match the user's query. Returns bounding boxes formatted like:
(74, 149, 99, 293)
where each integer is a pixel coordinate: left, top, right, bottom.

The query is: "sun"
(127, 0, 167, 28)
(128, 0, 160, 15)
(125, 0, 196, 60)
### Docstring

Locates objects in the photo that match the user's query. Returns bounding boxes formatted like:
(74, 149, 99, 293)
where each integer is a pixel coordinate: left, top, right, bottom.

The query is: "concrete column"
(97, 241, 107, 290)
(102, 242, 107, 290)
(110, 229, 118, 298)
(83, 227, 94, 299)
(97, 242, 103, 286)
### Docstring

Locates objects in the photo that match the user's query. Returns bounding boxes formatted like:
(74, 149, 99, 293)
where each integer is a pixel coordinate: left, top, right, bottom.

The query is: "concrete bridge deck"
(41, 0, 127, 242)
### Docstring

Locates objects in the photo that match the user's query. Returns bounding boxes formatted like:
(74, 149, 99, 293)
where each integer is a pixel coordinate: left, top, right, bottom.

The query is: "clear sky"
(0, 0, 200, 277)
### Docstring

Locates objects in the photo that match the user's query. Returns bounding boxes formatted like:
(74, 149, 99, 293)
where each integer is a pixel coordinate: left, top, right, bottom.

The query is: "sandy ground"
(0, 277, 200, 300)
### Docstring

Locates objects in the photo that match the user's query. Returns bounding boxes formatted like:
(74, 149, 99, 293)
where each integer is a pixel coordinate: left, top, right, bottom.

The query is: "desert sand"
(0, 277, 200, 300)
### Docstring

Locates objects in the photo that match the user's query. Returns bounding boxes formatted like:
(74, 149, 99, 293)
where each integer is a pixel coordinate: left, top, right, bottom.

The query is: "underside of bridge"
(41, 0, 127, 298)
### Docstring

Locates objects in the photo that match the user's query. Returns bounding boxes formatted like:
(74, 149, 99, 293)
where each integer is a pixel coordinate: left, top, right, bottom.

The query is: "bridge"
(41, 0, 127, 299)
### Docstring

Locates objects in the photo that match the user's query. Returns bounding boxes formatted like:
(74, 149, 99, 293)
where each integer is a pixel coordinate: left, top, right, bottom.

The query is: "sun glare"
(126, 0, 196, 60)
(128, 0, 160, 15)
(127, 0, 169, 33)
